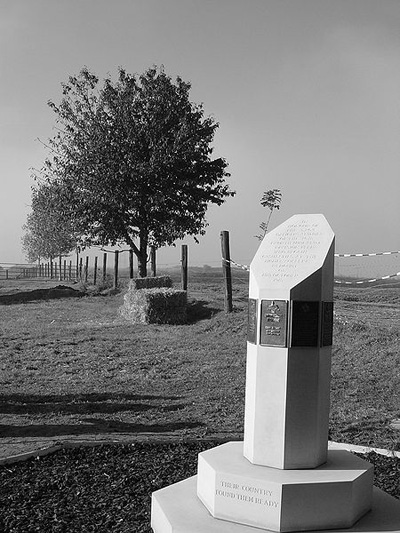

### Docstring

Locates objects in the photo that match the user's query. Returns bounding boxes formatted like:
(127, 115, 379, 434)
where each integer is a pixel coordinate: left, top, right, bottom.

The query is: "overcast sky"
(1, 0, 399, 274)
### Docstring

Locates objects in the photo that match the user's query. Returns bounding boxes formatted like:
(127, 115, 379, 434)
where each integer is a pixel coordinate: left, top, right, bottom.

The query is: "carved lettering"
(216, 479, 280, 509)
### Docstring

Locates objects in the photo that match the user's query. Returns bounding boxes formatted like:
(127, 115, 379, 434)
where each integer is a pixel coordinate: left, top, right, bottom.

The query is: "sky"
(1, 0, 399, 274)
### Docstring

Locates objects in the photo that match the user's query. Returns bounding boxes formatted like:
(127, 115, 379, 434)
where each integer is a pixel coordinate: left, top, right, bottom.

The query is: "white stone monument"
(151, 214, 400, 532)
(244, 213, 335, 469)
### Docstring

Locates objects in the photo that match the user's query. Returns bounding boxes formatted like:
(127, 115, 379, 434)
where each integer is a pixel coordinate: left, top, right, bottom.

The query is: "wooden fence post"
(114, 251, 119, 289)
(103, 253, 107, 282)
(94, 256, 98, 285)
(63, 260, 66, 281)
(181, 244, 188, 291)
(50, 261, 54, 279)
(79, 258, 83, 280)
(220, 230, 233, 313)
(129, 250, 134, 279)
(69, 261, 72, 281)
(58, 256, 62, 281)
(76, 251, 79, 280)
(85, 256, 89, 283)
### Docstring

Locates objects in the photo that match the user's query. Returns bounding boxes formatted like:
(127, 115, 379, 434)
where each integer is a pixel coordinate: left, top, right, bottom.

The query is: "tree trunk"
(137, 230, 148, 277)
(150, 246, 156, 277)
(137, 252, 147, 277)
(125, 230, 147, 277)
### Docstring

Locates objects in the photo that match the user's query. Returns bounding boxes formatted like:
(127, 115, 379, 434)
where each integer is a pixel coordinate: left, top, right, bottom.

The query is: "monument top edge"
(272, 213, 333, 227)
(250, 214, 335, 284)
(261, 213, 334, 240)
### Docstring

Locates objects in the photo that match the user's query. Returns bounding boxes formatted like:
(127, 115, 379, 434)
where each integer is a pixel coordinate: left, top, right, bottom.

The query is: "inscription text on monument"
(215, 478, 280, 510)
(259, 219, 325, 285)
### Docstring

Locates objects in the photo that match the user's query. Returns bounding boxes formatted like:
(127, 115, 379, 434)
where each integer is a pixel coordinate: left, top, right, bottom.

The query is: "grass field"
(0, 274, 399, 532)
(0, 273, 399, 452)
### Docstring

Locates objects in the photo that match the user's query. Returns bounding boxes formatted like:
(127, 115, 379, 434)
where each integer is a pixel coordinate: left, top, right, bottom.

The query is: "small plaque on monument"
(290, 301, 319, 347)
(321, 301, 334, 346)
(247, 298, 258, 344)
(260, 300, 288, 347)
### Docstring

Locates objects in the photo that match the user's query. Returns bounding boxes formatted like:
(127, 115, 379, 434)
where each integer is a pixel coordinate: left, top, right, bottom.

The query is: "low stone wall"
(120, 287, 187, 325)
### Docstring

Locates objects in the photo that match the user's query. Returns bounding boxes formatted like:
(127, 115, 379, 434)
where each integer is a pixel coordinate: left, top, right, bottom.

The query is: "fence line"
(223, 255, 400, 286)
(0, 246, 190, 290)
(2, 243, 399, 287)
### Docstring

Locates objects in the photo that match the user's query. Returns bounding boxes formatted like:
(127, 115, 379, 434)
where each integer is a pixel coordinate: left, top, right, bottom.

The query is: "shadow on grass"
(0, 285, 84, 305)
(0, 419, 205, 438)
(0, 393, 204, 438)
(0, 393, 182, 403)
(0, 393, 184, 416)
(0, 403, 186, 415)
(186, 300, 221, 323)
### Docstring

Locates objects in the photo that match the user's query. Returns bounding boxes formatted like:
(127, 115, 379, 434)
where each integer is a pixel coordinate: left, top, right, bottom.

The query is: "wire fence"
(1, 247, 399, 289)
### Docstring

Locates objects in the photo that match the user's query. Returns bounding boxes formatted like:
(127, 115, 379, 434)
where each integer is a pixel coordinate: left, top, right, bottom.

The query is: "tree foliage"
(22, 183, 78, 263)
(33, 66, 234, 276)
(256, 189, 282, 241)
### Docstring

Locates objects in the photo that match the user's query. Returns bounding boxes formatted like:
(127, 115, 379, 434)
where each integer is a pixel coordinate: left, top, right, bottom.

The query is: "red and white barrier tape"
(224, 259, 400, 285)
(335, 250, 400, 257)
(334, 272, 400, 285)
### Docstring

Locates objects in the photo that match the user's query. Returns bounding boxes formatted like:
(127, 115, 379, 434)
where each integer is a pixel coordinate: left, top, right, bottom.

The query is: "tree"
(34, 66, 234, 276)
(255, 189, 282, 240)
(22, 182, 77, 263)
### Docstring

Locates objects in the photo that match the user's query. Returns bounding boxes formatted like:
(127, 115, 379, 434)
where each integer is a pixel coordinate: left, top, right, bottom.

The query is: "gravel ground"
(0, 441, 399, 533)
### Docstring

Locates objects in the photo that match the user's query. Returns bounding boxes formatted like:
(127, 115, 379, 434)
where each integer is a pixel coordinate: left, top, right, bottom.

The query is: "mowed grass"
(330, 288, 400, 449)
(0, 275, 399, 450)
(0, 278, 248, 442)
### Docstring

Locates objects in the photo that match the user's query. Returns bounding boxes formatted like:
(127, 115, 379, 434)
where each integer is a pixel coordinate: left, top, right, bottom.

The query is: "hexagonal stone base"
(197, 442, 373, 531)
(151, 476, 400, 532)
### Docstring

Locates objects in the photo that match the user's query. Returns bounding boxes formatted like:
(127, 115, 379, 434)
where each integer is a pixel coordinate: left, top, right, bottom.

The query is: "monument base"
(151, 476, 400, 533)
(197, 442, 373, 531)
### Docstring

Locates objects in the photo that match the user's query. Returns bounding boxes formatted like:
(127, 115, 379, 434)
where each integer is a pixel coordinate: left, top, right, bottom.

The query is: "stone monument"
(151, 214, 400, 532)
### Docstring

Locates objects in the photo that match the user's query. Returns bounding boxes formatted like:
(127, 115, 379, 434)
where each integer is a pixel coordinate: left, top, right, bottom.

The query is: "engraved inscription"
(260, 300, 287, 347)
(247, 299, 258, 344)
(321, 301, 334, 346)
(260, 220, 324, 284)
(290, 301, 319, 347)
(216, 479, 280, 509)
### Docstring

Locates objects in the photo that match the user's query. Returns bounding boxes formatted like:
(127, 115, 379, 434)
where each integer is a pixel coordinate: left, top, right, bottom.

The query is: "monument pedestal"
(197, 442, 373, 532)
(152, 476, 400, 532)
